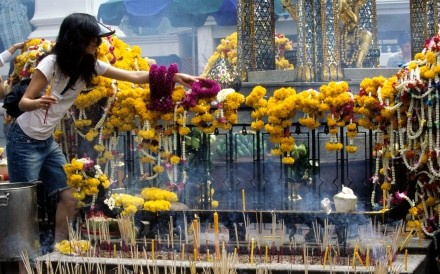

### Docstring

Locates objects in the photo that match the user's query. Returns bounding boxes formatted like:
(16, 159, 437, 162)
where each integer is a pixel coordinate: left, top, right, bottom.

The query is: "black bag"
(2, 78, 31, 118)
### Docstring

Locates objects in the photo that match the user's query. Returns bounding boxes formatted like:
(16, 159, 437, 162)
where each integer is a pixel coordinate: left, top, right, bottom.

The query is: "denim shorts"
(6, 121, 68, 196)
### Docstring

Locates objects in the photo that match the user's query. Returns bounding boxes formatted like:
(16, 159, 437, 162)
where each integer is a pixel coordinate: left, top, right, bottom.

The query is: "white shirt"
(0, 50, 11, 67)
(17, 54, 110, 140)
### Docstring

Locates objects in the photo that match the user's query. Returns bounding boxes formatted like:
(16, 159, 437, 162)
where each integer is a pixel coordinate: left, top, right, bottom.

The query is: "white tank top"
(17, 54, 109, 140)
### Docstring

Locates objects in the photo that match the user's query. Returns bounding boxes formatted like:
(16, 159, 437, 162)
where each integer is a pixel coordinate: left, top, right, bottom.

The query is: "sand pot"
(0, 182, 40, 261)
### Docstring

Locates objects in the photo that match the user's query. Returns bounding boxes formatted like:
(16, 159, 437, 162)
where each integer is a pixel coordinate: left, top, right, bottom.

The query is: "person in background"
(1, 43, 24, 145)
(387, 32, 412, 68)
(0, 42, 25, 96)
(6, 12, 201, 274)
(0, 42, 24, 68)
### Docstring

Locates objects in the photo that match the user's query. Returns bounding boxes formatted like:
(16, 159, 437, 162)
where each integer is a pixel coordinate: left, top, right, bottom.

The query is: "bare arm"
(7, 42, 25, 55)
(19, 69, 56, 112)
(102, 65, 203, 88)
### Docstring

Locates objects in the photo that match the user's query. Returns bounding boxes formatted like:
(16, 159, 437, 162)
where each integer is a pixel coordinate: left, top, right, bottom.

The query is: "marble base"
(248, 70, 295, 83)
(343, 68, 400, 81)
(36, 252, 428, 274)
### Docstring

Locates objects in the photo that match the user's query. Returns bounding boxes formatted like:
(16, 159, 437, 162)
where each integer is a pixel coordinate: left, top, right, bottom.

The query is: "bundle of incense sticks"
(117, 216, 136, 246)
(211, 244, 238, 274)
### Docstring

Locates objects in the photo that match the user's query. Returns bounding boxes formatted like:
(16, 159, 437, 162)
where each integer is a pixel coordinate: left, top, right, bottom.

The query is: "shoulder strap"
(60, 84, 69, 95)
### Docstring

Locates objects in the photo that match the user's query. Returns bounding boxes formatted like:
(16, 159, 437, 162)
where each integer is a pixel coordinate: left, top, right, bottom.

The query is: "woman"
(6, 13, 201, 246)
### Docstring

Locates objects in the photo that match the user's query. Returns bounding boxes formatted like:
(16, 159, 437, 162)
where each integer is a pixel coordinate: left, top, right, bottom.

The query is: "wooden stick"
(323, 245, 329, 268)
(400, 227, 415, 251)
(404, 248, 408, 271)
(20, 251, 33, 274)
(234, 223, 239, 250)
(170, 216, 174, 249)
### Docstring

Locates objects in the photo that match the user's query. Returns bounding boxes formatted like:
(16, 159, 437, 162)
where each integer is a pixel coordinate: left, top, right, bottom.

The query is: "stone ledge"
(247, 68, 400, 84)
(343, 68, 400, 80)
(248, 70, 295, 83)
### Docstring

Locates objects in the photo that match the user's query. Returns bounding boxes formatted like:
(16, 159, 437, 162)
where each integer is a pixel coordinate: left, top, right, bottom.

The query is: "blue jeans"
(6, 121, 68, 196)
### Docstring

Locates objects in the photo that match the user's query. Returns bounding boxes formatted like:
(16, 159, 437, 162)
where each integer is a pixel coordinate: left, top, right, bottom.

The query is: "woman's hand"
(173, 73, 204, 88)
(39, 95, 57, 110)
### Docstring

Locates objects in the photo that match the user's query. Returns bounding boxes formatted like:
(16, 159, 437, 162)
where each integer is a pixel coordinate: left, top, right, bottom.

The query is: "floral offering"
(64, 157, 111, 207)
(140, 187, 178, 212)
(104, 193, 144, 217)
(202, 31, 294, 76)
(13, 38, 55, 79)
(54, 240, 91, 255)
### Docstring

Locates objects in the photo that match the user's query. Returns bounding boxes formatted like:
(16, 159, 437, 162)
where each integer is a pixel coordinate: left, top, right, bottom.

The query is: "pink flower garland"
(182, 78, 221, 109)
(148, 63, 178, 113)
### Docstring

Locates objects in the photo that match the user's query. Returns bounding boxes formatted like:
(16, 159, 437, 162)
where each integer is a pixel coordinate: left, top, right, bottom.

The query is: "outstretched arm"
(102, 65, 203, 88)
(0, 41, 25, 67)
(7, 42, 25, 55)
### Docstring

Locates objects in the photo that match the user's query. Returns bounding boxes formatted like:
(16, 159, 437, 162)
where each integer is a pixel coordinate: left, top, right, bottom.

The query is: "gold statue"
(281, 0, 298, 22)
(338, 0, 372, 68)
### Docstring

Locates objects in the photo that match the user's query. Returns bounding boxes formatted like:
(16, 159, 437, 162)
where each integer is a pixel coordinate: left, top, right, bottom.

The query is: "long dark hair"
(52, 13, 100, 90)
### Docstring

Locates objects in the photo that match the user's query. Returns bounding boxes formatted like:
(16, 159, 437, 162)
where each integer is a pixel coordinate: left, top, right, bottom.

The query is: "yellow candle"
(152, 240, 155, 260)
(386, 245, 391, 267)
(383, 189, 387, 209)
(355, 251, 363, 266)
(242, 189, 246, 211)
(404, 249, 408, 270)
(352, 245, 358, 268)
(366, 244, 370, 269)
(250, 238, 254, 264)
(265, 245, 268, 263)
(400, 227, 415, 251)
(214, 212, 219, 234)
(182, 243, 185, 261)
(193, 219, 199, 257)
(194, 216, 199, 261)
(113, 244, 117, 257)
(323, 245, 329, 268)
(214, 212, 220, 259)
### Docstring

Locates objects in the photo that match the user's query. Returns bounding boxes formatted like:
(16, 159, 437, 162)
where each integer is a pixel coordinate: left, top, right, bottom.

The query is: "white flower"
(104, 196, 116, 210)
(216, 88, 235, 102)
(94, 164, 103, 177)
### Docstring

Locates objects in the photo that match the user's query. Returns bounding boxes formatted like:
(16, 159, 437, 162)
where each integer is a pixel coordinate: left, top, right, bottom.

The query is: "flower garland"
(182, 78, 221, 109)
(54, 240, 91, 255)
(264, 87, 298, 163)
(296, 88, 328, 129)
(140, 187, 178, 212)
(148, 63, 178, 113)
(245, 85, 268, 131)
(12, 38, 55, 79)
(104, 193, 144, 217)
(220, 91, 245, 130)
(202, 32, 294, 76)
(319, 81, 354, 151)
(275, 33, 294, 70)
(63, 157, 111, 207)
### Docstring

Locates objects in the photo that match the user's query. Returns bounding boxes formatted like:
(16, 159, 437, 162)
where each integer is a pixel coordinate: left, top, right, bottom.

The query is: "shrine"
(0, 0, 440, 273)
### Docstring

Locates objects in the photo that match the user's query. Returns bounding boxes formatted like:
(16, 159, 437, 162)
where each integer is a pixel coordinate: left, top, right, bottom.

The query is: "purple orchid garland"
(182, 78, 221, 109)
(148, 63, 178, 113)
